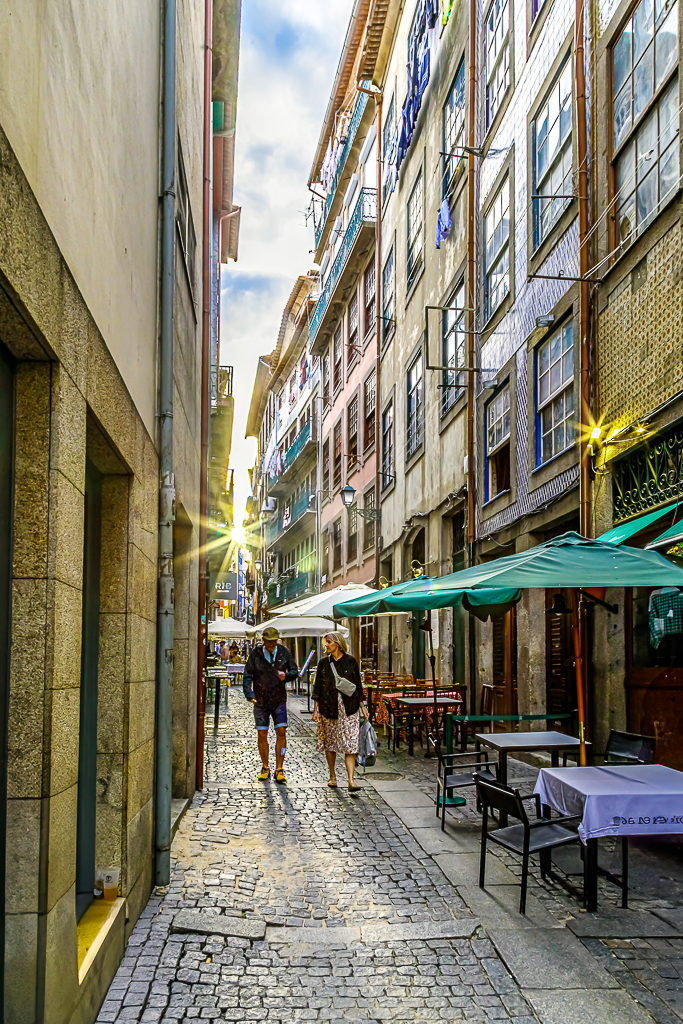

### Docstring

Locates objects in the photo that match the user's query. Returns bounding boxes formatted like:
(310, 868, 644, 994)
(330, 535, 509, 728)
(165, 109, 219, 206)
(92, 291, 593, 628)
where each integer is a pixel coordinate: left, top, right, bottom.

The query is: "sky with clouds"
(220, 0, 352, 528)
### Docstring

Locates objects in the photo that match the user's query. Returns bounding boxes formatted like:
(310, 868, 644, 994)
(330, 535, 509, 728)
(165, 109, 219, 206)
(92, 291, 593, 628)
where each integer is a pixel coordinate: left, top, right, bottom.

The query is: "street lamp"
(254, 558, 262, 572)
(340, 484, 356, 509)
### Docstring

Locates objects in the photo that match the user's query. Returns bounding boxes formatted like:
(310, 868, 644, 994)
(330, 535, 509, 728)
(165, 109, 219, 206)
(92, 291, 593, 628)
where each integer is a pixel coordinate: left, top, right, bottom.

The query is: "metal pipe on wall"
(155, 0, 178, 887)
(576, 0, 592, 538)
(196, 0, 213, 793)
(466, 0, 478, 718)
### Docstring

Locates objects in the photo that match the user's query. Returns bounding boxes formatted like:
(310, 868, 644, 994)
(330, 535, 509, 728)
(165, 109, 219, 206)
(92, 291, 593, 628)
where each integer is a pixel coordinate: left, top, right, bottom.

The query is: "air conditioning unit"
(261, 497, 276, 514)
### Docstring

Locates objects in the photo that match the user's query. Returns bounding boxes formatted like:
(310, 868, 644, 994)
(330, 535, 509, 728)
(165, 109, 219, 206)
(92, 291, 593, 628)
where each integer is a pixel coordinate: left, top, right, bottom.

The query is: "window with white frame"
(537, 322, 574, 463)
(442, 280, 466, 415)
(364, 262, 376, 337)
(176, 145, 197, 292)
(485, 0, 510, 130)
(407, 354, 423, 458)
(363, 489, 376, 550)
(382, 247, 395, 344)
(486, 386, 511, 499)
(347, 504, 358, 562)
(348, 292, 359, 364)
(443, 59, 466, 196)
(333, 324, 343, 392)
(407, 172, 424, 290)
(382, 96, 395, 205)
(534, 57, 573, 247)
(531, 0, 548, 21)
(613, 0, 679, 248)
(347, 395, 359, 468)
(484, 176, 510, 320)
(382, 402, 394, 489)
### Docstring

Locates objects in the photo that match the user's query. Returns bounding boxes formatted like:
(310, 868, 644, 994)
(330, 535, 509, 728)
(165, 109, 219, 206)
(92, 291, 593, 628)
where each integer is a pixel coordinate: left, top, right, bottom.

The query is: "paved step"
(172, 909, 266, 940)
(567, 909, 681, 938)
(265, 917, 479, 946)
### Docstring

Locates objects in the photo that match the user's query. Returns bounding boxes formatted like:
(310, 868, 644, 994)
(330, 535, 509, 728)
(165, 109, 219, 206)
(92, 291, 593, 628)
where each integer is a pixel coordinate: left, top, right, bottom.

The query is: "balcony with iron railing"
(310, 188, 377, 353)
(265, 561, 316, 610)
(263, 489, 315, 547)
(268, 416, 318, 496)
(314, 90, 369, 250)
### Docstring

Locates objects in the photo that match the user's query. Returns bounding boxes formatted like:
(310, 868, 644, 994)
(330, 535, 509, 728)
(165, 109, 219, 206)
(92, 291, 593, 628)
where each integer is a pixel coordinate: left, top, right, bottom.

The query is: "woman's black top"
(312, 652, 364, 719)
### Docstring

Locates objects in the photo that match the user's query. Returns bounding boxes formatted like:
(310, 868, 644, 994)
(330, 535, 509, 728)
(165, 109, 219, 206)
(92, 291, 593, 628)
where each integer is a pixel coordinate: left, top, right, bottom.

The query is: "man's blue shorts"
(253, 701, 288, 731)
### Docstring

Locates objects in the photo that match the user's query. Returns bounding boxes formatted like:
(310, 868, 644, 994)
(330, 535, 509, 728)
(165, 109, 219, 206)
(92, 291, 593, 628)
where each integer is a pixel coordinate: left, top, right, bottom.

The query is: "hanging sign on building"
(212, 571, 237, 601)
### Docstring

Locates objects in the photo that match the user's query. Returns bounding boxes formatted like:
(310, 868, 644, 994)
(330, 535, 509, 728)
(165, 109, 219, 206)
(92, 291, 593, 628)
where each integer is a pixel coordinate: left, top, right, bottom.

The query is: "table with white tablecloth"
(534, 764, 683, 910)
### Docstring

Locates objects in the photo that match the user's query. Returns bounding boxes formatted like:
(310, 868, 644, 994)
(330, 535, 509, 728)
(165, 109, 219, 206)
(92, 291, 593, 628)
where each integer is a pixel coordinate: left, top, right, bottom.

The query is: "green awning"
(646, 519, 683, 550)
(599, 503, 675, 544)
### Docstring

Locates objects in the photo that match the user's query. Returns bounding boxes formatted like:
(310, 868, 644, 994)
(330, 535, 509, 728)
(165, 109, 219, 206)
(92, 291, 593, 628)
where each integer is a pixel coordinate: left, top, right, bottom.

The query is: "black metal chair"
(604, 729, 656, 765)
(436, 752, 498, 830)
(475, 774, 580, 914)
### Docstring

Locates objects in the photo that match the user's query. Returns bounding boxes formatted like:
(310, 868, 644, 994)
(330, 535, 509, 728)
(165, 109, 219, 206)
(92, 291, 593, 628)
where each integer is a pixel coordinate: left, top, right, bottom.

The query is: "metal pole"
(155, 0, 177, 888)
(466, 0, 478, 722)
(576, 0, 592, 538)
(570, 589, 587, 765)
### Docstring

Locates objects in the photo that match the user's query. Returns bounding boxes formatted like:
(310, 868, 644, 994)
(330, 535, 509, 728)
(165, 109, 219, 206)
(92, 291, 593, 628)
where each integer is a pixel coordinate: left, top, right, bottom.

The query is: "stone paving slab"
(360, 917, 479, 943)
(493, 928, 619, 989)
(567, 910, 681, 938)
(265, 925, 361, 944)
(437, 851, 519, 887)
(458, 883, 563, 930)
(172, 909, 266, 940)
(526, 987, 656, 1024)
(652, 908, 683, 933)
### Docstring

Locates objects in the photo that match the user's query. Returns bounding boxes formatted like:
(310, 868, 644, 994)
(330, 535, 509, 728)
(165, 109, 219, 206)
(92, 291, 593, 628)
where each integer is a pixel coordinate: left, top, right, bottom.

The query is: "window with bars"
(363, 489, 376, 550)
(534, 58, 573, 248)
(407, 354, 424, 458)
(484, 176, 510, 320)
(348, 292, 359, 365)
(363, 371, 376, 452)
(348, 504, 358, 562)
(333, 420, 342, 490)
(486, 386, 511, 499)
(442, 280, 466, 415)
(364, 262, 376, 337)
(537, 322, 574, 463)
(612, 0, 679, 250)
(407, 172, 424, 290)
(176, 145, 197, 293)
(348, 396, 359, 468)
(333, 518, 343, 571)
(322, 438, 330, 494)
(382, 401, 394, 489)
(333, 325, 343, 392)
(382, 96, 395, 205)
(322, 349, 330, 408)
(382, 247, 395, 345)
(443, 59, 466, 196)
(485, 0, 510, 130)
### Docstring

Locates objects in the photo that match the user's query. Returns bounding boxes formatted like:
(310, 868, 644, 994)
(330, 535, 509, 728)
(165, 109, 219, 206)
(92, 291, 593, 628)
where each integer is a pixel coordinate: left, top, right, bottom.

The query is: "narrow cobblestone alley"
(96, 695, 539, 1024)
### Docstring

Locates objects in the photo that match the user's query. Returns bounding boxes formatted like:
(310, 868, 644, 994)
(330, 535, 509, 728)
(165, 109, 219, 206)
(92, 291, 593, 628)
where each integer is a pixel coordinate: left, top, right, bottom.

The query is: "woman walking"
(312, 631, 366, 793)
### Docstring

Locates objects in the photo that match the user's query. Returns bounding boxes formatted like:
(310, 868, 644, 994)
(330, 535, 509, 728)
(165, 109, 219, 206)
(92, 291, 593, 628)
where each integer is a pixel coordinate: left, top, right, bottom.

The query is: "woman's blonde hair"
(324, 630, 348, 654)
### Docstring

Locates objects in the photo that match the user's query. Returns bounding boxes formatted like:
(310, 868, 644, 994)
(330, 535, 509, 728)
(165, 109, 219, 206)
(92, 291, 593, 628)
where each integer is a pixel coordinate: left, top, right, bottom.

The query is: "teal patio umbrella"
(359, 532, 683, 763)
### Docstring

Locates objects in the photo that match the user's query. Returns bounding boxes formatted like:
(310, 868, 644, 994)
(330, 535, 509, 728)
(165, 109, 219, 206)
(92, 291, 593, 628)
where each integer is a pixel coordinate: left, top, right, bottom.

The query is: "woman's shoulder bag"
(328, 656, 356, 697)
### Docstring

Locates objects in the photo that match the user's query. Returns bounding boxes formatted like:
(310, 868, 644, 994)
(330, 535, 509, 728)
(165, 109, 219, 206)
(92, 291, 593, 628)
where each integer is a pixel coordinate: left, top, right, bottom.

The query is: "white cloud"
(221, 0, 352, 525)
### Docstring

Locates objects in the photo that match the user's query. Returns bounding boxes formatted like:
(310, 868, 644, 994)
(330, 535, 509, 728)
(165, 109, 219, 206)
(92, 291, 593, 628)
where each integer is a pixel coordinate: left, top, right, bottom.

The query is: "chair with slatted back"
(475, 774, 581, 914)
(604, 730, 656, 765)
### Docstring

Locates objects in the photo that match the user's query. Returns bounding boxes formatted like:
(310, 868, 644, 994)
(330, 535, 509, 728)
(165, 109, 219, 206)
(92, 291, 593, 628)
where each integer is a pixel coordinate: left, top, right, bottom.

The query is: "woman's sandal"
(327, 779, 338, 788)
(348, 784, 362, 793)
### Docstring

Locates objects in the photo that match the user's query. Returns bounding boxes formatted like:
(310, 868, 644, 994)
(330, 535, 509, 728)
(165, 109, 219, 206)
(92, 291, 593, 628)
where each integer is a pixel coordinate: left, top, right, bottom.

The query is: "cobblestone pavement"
(97, 688, 683, 1023)
(97, 691, 540, 1023)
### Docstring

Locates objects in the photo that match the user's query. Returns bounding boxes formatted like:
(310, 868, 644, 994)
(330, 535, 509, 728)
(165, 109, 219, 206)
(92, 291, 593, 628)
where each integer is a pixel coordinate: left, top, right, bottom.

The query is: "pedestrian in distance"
(242, 625, 299, 783)
(312, 630, 366, 794)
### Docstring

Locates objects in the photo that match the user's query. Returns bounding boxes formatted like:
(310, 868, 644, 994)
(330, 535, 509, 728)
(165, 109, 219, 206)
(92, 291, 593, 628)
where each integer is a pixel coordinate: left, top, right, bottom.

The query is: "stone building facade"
(0, 0, 241, 1020)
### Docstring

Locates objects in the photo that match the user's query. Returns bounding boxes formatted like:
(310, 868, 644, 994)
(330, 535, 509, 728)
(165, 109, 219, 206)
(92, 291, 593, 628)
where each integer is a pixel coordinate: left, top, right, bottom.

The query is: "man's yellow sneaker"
(258, 766, 270, 781)
(274, 768, 287, 784)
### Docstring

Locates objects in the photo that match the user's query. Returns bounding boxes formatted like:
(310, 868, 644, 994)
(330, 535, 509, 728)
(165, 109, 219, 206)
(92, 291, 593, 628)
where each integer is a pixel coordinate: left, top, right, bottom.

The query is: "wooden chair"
(475, 774, 581, 914)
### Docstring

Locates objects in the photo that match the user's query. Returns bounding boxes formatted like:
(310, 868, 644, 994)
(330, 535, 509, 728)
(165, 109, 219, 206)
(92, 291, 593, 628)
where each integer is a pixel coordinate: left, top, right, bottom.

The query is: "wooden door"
(492, 608, 518, 724)
(626, 587, 683, 770)
(545, 589, 575, 726)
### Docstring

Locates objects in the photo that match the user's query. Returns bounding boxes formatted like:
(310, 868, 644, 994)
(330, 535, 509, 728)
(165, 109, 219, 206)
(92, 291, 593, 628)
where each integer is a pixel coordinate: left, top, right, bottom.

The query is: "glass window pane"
(633, 44, 654, 120)
(550, 362, 561, 394)
(550, 332, 561, 363)
(659, 138, 680, 201)
(659, 78, 679, 151)
(637, 166, 658, 227)
(613, 22, 633, 96)
(637, 108, 658, 169)
(614, 82, 633, 149)
(617, 140, 636, 196)
(539, 373, 549, 405)
(633, 0, 654, 62)
(562, 323, 573, 352)
(656, 4, 679, 88)
(617, 194, 637, 245)
(562, 351, 573, 383)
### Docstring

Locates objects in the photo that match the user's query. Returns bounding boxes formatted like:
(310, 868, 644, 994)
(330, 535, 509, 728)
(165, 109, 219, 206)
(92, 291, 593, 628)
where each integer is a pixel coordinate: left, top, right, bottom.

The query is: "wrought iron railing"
(612, 423, 683, 522)
(315, 92, 369, 247)
(264, 490, 314, 545)
(309, 188, 377, 345)
(266, 568, 315, 608)
(267, 419, 317, 491)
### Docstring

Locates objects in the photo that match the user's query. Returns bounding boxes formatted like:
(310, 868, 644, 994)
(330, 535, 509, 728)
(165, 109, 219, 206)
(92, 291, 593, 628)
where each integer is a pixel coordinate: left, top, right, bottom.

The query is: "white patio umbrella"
(269, 583, 376, 620)
(246, 616, 349, 639)
(207, 617, 250, 637)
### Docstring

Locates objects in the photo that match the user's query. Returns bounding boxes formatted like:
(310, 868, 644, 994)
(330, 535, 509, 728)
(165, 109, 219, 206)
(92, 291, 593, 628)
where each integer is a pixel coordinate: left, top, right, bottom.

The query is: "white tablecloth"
(534, 764, 683, 842)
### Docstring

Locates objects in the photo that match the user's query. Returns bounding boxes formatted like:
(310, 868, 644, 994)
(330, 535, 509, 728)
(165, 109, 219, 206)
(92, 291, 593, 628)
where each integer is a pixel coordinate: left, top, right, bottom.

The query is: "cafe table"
(535, 763, 683, 911)
(395, 696, 463, 756)
(475, 731, 583, 826)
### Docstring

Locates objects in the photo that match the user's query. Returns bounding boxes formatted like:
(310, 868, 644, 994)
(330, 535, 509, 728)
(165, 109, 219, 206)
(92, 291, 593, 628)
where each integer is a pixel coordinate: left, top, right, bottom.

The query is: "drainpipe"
(466, 0, 478, 718)
(357, 82, 382, 589)
(155, 0, 177, 888)
(196, 0, 213, 793)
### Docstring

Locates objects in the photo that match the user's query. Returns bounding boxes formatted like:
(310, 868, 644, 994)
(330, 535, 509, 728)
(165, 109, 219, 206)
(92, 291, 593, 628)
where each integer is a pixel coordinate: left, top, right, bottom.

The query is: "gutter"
(155, 0, 177, 888)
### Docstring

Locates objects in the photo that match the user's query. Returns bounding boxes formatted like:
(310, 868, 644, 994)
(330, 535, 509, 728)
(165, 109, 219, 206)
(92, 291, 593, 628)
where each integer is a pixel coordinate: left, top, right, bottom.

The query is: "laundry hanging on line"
(435, 197, 452, 249)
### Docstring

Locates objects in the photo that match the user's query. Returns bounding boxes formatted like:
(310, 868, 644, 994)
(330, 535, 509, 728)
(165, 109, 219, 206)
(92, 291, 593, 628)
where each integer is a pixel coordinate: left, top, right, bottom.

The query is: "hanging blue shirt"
(435, 197, 452, 249)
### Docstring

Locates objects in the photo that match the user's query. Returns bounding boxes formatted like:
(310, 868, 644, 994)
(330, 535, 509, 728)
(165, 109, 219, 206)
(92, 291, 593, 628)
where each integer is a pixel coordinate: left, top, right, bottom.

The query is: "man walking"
(242, 625, 299, 783)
